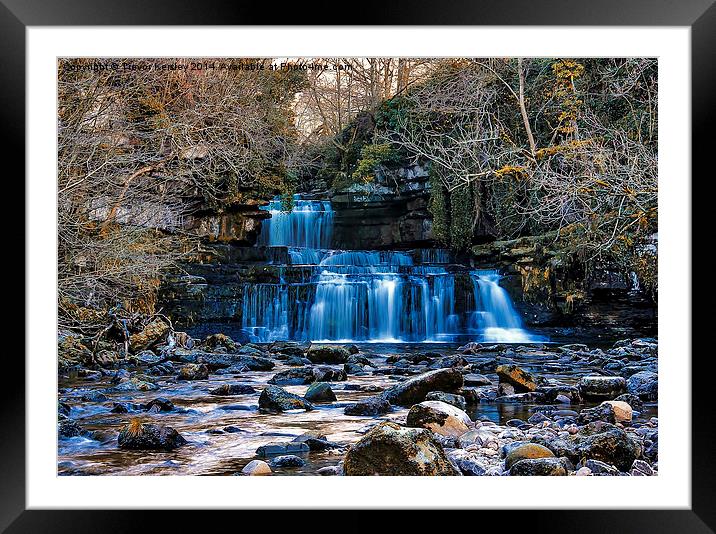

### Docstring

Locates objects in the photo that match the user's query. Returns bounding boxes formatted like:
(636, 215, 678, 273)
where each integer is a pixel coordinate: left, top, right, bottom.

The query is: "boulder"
(241, 459, 271, 476)
(578, 376, 626, 400)
(209, 384, 256, 396)
(510, 457, 567, 476)
(381, 368, 463, 407)
(425, 391, 467, 410)
(304, 382, 337, 403)
(117, 420, 186, 450)
(306, 345, 350, 364)
(406, 400, 471, 438)
(258, 385, 313, 413)
(496, 364, 537, 392)
(343, 422, 460, 476)
(344, 396, 391, 416)
(626, 371, 658, 400)
(129, 318, 170, 352)
(504, 442, 555, 470)
(177, 363, 209, 381)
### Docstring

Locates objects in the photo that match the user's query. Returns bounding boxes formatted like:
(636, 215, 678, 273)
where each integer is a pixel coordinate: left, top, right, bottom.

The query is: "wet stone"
(255, 442, 310, 458)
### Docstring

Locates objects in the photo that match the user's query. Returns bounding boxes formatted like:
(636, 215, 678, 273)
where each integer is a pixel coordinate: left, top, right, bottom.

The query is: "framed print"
(6, 0, 715, 531)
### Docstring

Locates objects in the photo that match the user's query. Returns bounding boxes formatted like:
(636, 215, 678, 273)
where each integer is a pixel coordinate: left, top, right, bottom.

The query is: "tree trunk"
(517, 58, 537, 159)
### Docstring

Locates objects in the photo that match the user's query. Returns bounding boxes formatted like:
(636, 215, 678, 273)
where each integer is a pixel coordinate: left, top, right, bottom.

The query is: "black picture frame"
(5, 0, 714, 531)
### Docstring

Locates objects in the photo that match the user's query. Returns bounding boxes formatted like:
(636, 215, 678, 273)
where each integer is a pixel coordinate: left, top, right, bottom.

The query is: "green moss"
(449, 182, 474, 252)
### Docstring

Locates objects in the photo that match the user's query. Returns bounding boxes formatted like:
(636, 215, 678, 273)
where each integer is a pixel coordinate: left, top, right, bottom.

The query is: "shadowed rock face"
(344, 422, 460, 476)
(381, 368, 464, 407)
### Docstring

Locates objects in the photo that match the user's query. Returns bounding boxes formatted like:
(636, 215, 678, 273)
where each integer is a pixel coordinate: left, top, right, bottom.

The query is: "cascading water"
(258, 198, 333, 249)
(469, 270, 544, 343)
(241, 196, 541, 343)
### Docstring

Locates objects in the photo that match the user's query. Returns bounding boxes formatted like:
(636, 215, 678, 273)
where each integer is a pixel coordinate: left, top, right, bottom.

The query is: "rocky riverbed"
(58, 330, 658, 476)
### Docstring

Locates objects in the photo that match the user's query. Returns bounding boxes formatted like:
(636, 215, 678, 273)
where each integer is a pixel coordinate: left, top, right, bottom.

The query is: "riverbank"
(58, 334, 658, 476)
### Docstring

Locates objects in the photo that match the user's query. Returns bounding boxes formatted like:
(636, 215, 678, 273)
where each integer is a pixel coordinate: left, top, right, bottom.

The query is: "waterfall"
(258, 197, 333, 249)
(241, 196, 542, 343)
(469, 270, 543, 343)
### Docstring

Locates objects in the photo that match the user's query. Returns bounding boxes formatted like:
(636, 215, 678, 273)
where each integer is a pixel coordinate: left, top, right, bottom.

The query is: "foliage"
(351, 143, 399, 183)
(378, 57, 657, 288)
(57, 58, 308, 330)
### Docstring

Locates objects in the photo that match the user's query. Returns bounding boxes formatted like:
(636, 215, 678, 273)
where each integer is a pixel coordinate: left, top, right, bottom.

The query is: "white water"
(469, 270, 545, 343)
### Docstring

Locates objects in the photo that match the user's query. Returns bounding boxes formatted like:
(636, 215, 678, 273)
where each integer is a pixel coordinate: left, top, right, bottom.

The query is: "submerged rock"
(406, 400, 471, 438)
(209, 384, 256, 396)
(343, 422, 460, 476)
(381, 368, 463, 406)
(117, 420, 186, 450)
(258, 385, 313, 413)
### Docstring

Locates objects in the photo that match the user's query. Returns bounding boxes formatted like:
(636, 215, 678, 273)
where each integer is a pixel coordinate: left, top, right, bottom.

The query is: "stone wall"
(331, 164, 434, 249)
